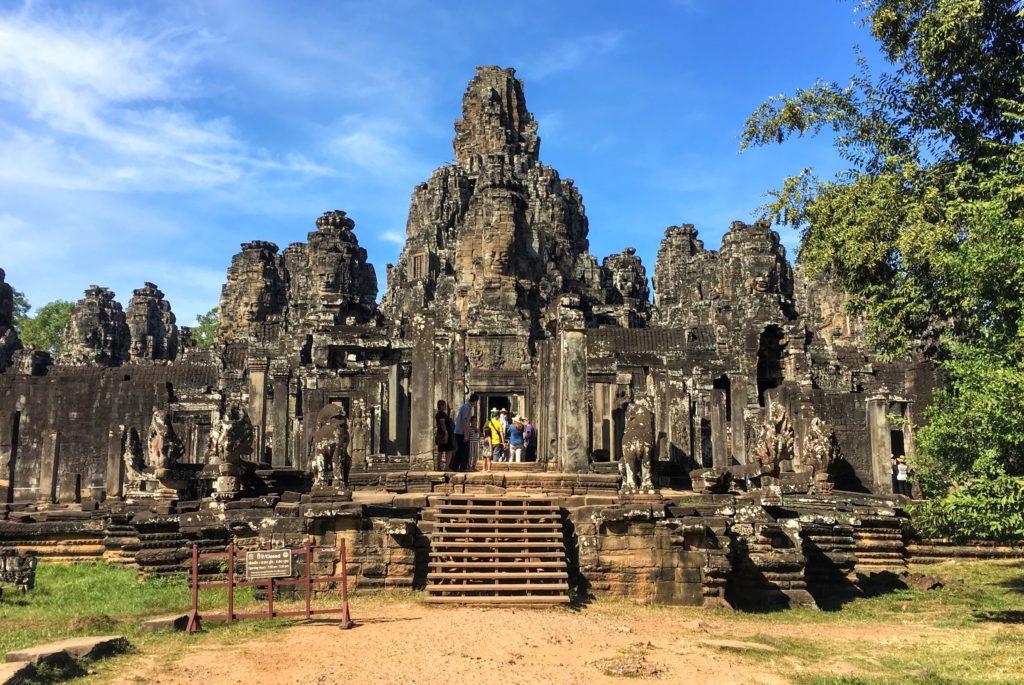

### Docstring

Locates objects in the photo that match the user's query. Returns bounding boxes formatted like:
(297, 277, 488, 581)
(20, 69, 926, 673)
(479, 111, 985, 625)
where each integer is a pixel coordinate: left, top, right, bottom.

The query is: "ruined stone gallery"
(0, 67, 935, 606)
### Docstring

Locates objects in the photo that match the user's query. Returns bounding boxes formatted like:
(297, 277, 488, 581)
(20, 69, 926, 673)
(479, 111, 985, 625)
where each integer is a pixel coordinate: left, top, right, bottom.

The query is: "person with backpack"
(507, 415, 526, 463)
(486, 408, 506, 463)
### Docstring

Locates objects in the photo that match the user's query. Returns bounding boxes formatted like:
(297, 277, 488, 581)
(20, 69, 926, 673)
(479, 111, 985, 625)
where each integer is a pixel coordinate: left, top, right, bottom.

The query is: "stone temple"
(0, 67, 937, 607)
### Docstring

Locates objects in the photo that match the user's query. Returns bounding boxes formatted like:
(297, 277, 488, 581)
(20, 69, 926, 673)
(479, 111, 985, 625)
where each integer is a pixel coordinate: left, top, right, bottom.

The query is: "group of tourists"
(433, 394, 537, 471)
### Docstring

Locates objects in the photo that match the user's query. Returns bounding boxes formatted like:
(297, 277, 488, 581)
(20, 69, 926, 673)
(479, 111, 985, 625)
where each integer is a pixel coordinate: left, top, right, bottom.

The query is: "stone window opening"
(756, 325, 785, 406)
(412, 253, 427, 280)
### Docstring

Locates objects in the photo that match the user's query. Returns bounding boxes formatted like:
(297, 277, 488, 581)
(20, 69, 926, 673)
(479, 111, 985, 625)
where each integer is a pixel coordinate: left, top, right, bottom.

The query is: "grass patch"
(593, 642, 664, 679)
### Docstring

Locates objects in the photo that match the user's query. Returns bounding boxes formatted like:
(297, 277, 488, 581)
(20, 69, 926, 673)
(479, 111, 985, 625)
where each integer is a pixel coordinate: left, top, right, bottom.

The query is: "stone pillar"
(105, 426, 125, 499)
(387, 363, 399, 454)
(731, 376, 748, 463)
(557, 302, 588, 472)
(271, 371, 290, 467)
(247, 357, 269, 465)
(0, 410, 18, 503)
(867, 399, 893, 493)
(410, 314, 436, 470)
(58, 473, 81, 504)
(710, 388, 729, 467)
(38, 431, 60, 504)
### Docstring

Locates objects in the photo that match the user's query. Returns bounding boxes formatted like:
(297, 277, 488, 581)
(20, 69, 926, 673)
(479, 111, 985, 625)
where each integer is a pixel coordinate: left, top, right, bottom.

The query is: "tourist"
(434, 400, 455, 471)
(480, 432, 493, 472)
(508, 415, 526, 463)
(524, 417, 536, 462)
(486, 408, 506, 462)
(452, 393, 478, 471)
(499, 407, 509, 433)
(468, 410, 480, 471)
(895, 455, 912, 497)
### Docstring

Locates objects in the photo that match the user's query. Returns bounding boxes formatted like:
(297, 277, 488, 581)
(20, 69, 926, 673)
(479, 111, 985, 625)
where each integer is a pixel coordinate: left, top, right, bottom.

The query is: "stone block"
(140, 614, 189, 633)
(6, 635, 129, 664)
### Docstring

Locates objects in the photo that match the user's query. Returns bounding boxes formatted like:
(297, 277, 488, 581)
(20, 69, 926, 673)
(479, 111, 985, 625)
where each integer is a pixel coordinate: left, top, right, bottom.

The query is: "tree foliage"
(192, 307, 219, 349)
(19, 300, 74, 356)
(12, 290, 30, 328)
(741, 0, 1024, 541)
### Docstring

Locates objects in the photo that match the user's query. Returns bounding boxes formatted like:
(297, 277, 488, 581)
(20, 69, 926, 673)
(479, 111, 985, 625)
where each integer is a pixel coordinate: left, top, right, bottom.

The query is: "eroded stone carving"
(802, 416, 840, 492)
(309, 404, 351, 489)
(753, 404, 794, 478)
(126, 282, 178, 361)
(60, 286, 130, 366)
(621, 394, 655, 492)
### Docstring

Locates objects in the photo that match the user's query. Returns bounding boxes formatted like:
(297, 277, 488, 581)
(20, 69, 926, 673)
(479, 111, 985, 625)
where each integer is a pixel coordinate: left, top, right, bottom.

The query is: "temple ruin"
(0, 67, 938, 607)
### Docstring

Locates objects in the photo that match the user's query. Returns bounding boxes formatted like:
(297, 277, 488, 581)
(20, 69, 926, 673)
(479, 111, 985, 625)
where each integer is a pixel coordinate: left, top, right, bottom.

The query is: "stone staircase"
(424, 496, 570, 605)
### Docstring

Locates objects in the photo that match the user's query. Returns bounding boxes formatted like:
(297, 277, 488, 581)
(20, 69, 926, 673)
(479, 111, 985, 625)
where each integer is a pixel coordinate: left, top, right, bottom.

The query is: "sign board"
(245, 549, 293, 580)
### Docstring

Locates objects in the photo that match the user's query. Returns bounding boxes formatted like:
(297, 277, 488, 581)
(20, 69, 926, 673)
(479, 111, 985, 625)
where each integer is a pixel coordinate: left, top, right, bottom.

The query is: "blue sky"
(0, 0, 881, 324)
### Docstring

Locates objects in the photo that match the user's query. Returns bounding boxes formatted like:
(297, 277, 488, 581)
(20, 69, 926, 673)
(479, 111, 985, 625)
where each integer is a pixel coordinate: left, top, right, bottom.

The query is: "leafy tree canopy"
(12, 290, 30, 327)
(741, 0, 1024, 541)
(19, 300, 74, 356)
(192, 307, 219, 349)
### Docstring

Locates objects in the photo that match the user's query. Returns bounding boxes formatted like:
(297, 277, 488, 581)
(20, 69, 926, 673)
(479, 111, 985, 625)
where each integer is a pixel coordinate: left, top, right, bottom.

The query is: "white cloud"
(0, 7, 329, 193)
(527, 31, 625, 79)
(380, 230, 405, 245)
(330, 116, 421, 178)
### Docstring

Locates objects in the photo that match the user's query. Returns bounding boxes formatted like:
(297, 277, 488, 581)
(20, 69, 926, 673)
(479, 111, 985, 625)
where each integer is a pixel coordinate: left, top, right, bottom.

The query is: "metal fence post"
(227, 542, 235, 624)
(185, 544, 201, 633)
(339, 537, 354, 629)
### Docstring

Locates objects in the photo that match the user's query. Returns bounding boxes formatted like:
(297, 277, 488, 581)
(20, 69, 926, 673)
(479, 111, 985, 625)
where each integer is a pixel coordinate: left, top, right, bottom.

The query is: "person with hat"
(508, 414, 527, 463)
(486, 408, 506, 463)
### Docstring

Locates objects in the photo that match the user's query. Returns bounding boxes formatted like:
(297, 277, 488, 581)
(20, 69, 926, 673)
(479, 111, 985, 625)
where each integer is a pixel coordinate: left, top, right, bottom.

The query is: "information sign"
(245, 549, 293, 580)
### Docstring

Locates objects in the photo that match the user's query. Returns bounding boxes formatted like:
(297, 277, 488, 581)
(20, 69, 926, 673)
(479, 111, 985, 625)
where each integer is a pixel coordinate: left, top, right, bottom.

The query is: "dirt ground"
(99, 597, 959, 685)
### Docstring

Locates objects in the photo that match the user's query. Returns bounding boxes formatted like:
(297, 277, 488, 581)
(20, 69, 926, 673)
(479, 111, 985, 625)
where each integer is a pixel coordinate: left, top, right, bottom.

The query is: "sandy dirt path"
(101, 597, 955, 685)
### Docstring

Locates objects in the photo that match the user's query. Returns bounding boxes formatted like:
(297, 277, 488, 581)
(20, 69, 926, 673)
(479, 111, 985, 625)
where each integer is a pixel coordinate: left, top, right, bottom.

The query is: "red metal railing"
(185, 537, 354, 633)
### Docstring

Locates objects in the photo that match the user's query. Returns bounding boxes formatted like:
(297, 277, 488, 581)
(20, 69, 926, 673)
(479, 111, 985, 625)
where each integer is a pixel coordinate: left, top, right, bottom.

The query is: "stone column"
(710, 388, 729, 467)
(387, 363, 399, 454)
(867, 398, 893, 493)
(410, 314, 436, 470)
(271, 371, 290, 467)
(0, 411, 17, 503)
(105, 426, 125, 499)
(731, 376, 748, 463)
(38, 431, 60, 504)
(557, 300, 588, 473)
(247, 357, 269, 465)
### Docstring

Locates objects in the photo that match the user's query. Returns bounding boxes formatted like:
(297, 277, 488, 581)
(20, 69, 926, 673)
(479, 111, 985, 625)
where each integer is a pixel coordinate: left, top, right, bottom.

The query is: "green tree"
(192, 307, 219, 349)
(741, 0, 1024, 541)
(12, 290, 30, 329)
(19, 300, 74, 356)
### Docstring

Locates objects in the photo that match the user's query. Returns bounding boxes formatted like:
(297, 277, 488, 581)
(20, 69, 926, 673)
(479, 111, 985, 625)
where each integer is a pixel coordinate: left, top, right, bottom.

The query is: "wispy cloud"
(331, 118, 409, 175)
(0, 6, 328, 193)
(380, 230, 405, 245)
(527, 31, 625, 79)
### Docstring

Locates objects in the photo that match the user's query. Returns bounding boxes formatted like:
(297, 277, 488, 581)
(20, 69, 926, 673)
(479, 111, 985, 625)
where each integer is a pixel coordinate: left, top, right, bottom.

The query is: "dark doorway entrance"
(756, 325, 785, 406)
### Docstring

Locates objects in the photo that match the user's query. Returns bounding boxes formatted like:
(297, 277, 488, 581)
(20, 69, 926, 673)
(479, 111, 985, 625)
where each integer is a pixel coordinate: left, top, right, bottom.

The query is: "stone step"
(426, 582, 570, 593)
(430, 543, 565, 552)
(429, 550, 566, 560)
(432, 499, 561, 509)
(429, 512, 561, 521)
(424, 594, 569, 605)
(433, 521, 563, 530)
(428, 571, 568, 580)
(429, 560, 566, 569)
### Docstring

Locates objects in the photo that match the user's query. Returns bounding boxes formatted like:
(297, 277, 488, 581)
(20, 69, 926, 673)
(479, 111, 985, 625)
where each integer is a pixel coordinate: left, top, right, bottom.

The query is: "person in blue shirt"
(507, 415, 526, 463)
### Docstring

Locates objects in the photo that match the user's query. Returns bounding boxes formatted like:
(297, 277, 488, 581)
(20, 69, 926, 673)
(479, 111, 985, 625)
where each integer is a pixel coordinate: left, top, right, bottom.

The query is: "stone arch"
(756, 325, 785, 406)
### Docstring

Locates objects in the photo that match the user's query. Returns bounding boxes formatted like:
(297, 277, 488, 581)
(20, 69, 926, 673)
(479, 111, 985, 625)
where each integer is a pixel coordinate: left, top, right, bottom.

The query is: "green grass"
(0, 561, 269, 655)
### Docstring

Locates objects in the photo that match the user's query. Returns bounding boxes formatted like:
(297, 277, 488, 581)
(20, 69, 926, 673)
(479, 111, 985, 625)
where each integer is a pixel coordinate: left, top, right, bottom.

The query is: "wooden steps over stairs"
(424, 496, 570, 606)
